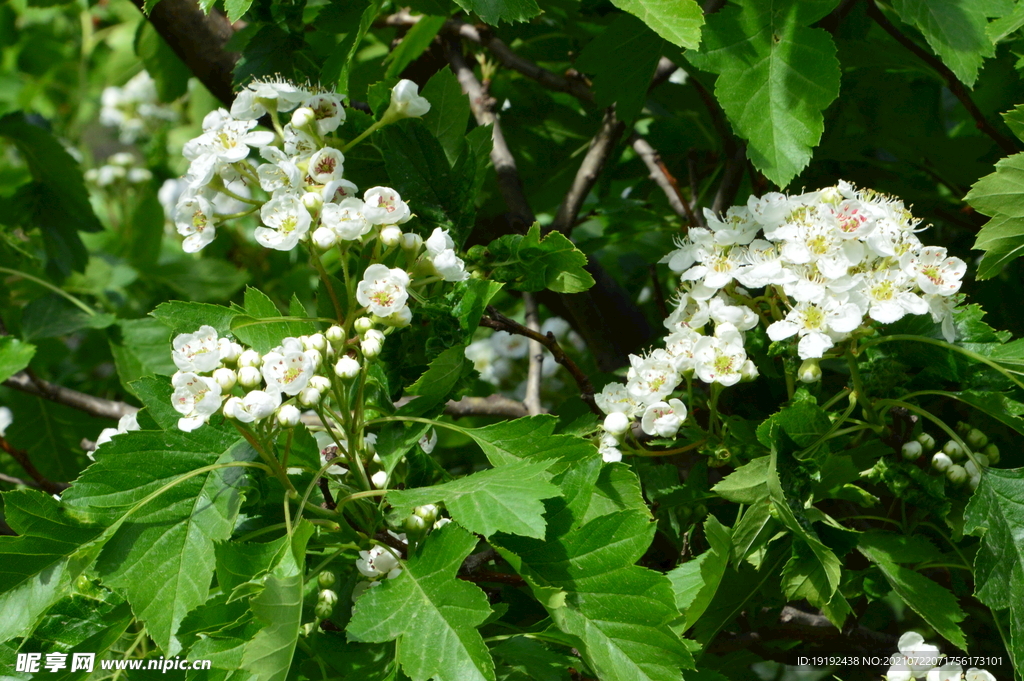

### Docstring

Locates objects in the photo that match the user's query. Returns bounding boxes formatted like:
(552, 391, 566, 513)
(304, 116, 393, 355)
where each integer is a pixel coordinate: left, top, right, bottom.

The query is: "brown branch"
(129, 0, 239, 107)
(318, 478, 337, 510)
(374, 531, 408, 557)
(630, 133, 698, 225)
(551, 107, 626, 235)
(0, 437, 68, 494)
(4, 371, 137, 421)
(458, 570, 524, 586)
(866, 0, 1018, 156)
(481, 307, 599, 414)
(461, 547, 499, 573)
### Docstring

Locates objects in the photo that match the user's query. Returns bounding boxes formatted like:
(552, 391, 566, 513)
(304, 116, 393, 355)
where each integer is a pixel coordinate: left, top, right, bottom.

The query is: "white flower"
(419, 429, 437, 453)
(223, 389, 282, 423)
(433, 249, 470, 281)
(171, 372, 222, 432)
(362, 187, 411, 225)
(640, 399, 687, 438)
(850, 268, 927, 324)
(664, 328, 701, 373)
(303, 93, 346, 134)
(183, 117, 274, 187)
(256, 147, 302, 193)
(283, 124, 318, 159)
(598, 433, 623, 463)
(735, 240, 794, 289)
(0, 406, 11, 437)
(256, 194, 312, 251)
(693, 336, 747, 387)
(308, 147, 345, 184)
(356, 545, 400, 578)
(174, 195, 217, 253)
(386, 80, 431, 119)
(94, 412, 141, 452)
(887, 632, 943, 681)
(425, 228, 455, 256)
(925, 293, 957, 343)
(965, 669, 996, 681)
(322, 178, 360, 203)
(231, 79, 310, 119)
(900, 246, 966, 296)
(680, 244, 744, 290)
(626, 353, 680, 405)
(704, 206, 759, 245)
(321, 198, 371, 241)
(766, 300, 862, 359)
(708, 295, 759, 331)
(171, 325, 222, 373)
(664, 293, 710, 331)
(595, 382, 638, 416)
(357, 264, 410, 317)
(261, 338, 315, 395)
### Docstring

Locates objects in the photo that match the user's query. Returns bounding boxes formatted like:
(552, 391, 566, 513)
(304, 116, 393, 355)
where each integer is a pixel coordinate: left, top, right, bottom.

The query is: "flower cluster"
(99, 71, 178, 144)
(595, 182, 966, 462)
(84, 152, 153, 188)
(885, 631, 994, 681)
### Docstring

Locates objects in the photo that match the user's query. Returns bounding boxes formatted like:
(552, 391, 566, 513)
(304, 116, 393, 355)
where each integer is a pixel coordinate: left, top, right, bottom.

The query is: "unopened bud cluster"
(900, 425, 997, 491)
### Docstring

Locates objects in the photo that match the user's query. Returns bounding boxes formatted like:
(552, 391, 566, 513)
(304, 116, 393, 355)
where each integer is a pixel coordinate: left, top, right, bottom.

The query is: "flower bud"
(309, 375, 331, 392)
(975, 453, 990, 468)
(371, 470, 387, 488)
(291, 107, 316, 129)
(239, 349, 262, 368)
(362, 329, 385, 358)
(312, 226, 337, 250)
(325, 325, 345, 343)
(302, 191, 323, 213)
(380, 225, 402, 247)
(317, 570, 337, 589)
(109, 151, 135, 167)
(223, 397, 244, 419)
(917, 432, 936, 452)
(354, 317, 374, 334)
(213, 367, 237, 392)
(413, 504, 438, 523)
(943, 440, 965, 460)
(984, 442, 1000, 464)
(955, 421, 971, 437)
(298, 387, 322, 406)
(603, 412, 630, 437)
(797, 358, 822, 384)
(739, 359, 759, 382)
(965, 460, 980, 479)
(966, 428, 988, 450)
(314, 601, 334, 620)
(969, 473, 981, 491)
(931, 452, 953, 472)
(383, 307, 412, 328)
(237, 365, 262, 389)
(306, 348, 323, 370)
(277, 404, 301, 428)
(946, 464, 967, 485)
(219, 340, 243, 364)
(305, 333, 327, 352)
(335, 355, 360, 380)
(404, 513, 428, 536)
(901, 440, 922, 462)
(400, 233, 423, 252)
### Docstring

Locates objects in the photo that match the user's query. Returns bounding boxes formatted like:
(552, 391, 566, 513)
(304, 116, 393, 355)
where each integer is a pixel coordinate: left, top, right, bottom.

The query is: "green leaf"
(232, 287, 315, 354)
(407, 344, 472, 407)
(19, 295, 115, 341)
(109, 318, 177, 395)
(478, 224, 595, 294)
(891, 0, 995, 88)
(782, 539, 851, 628)
(150, 300, 239, 337)
(1003, 104, 1024, 142)
(580, 462, 650, 524)
(857, 531, 943, 564)
(967, 153, 1024, 276)
(134, 22, 190, 102)
(224, 0, 255, 23)
(711, 456, 769, 504)
(686, 0, 841, 187)
(609, 0, 704, 49)
(459, 415, 597, 467)
(233, 25, 305, 90)
(421, 67, 473, 166)
(452, 0, 540, 25)
(321, 0, 381, 93)
(858, 542, 967, 650)
(576, 14, 665, 123)
(389, 460, 561, 538)
(0, 337, 34, 383)
(964, 467, 1024, 670)
(668, 515, 730, 629)
(0, 490, 103, 642)
(385, 15, 447, 79)
(491, 636, 574, 681)
(347, 524, 496, 681)
(62, 430, 257, 654)
(0, 113, 103, 277)
(3, 396, 94, 482)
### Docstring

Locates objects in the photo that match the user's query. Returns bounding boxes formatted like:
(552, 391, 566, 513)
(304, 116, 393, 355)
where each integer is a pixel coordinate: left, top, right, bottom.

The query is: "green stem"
(708, 384, 722, 437)
(215, 206, 259, 220)
(846, 350, 879, 425)
(0, 267, 97, 316)
(874, 398, 981, 469)
(233, 422, 296, 495)
(309, 242, 344, 322)
(341, 117, 388, 153)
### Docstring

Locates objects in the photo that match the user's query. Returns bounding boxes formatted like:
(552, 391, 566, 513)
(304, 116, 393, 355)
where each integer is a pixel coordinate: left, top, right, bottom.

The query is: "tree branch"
(481, 307, 599, 414)
(630, 133, 698, 225)
(0, 471, 42, 489)
(522, 293, 544, 416)
(0, 437, 69, 494)
(444, 395, 533, 418)
(551, 107, 626, 235)
(866, 0, 1018, 156)
(129, 0, 239, 107)
(4, 371, 137, 421)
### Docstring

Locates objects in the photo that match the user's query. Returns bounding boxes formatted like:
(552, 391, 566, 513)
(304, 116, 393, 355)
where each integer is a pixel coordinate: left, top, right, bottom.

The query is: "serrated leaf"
(62, 430, 257, 654)
(580, 461, 650, 524)
(668, 515, 729, 629)
(891, 0, 995, 88)
(492, 636, 574, 681)
(389, 460, 560, 538)
(964, 467, 1024, 669)
(686, 0, 841, 187)
(459, 415, 598, 467)
(711, 456, 769, 503)
(385, 15, 446, 79)
(225, 0, 255, 23)
(480, 224, 595, 294)
(452, 0, 540, 25)
(232, 287, 315, 354)
(782, 539, 851, 628)
(1003, 104, 1024, 142)
(407, 344, 471, 408)
(422, 67, 473, 165)
(610, 0, 704, 49)
(0, 337, 34, 383)
(109, 318, 177, 395)
(150, 301, 239, 337)
(347, 524, 495, 681)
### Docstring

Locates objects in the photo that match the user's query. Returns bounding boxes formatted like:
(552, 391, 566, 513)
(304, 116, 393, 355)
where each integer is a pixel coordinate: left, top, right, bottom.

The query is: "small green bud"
(318, 589, 338, 607)
(797, 358, 822, 384)
(317, 570, 337, 589)
(916, 432, 936, 452)
(404, 514, 428, 536)
(901, 440, 923, 461)
(966, 428, 989, 450)
(942, 440, 965, 460)
(413, 504, 438, 524)
(984, 442, 1001, 465)
(314, 601, 334, 620)
(946, 464, 967, 486)
(955, 421, 971, 437)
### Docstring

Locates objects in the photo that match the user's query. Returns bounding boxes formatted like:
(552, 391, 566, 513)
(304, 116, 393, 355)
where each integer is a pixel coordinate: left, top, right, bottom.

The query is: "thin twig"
(866, 0, 1018, 156)
(5, 371, 137, 421)
(0, 437, 69, 494)
(0, 471, 40, 489)
(444, 395, 533, 418)
(630, 133, 697, 224)
(522, 293, 544, 416)
(318, 478, 337, 510)
(461, 547, 499, 573)
(458, 570, 524, 586)
(551, 107, 626, 235)
(481, 307, 599, 414)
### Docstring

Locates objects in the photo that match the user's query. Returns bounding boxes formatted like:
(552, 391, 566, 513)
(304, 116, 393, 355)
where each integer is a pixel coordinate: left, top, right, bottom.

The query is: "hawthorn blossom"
(308, 147, 345, 184)
(303, 92, 346, 134)
(640, 399, 687, 438)
(171, 372, 222, 432)
(766, 300, 862, 359)
(95, 412, 141, 452)
(256, 194, 312, 250)
(261, 338, 315, 395)
(257, 147, 302, 193)
(693, 335, 748, 387)
(172, 325, 222, 373)
(321, 198, 371, 240)
(223, 389, 281, 423)
(386, 80, 431, 119)
(433, 249, 470, 281)
(231, 78, 310, 119)
(356, 264, 410, 317)
(900, 246, 967, 296)
(362, 187, 411, 225)
(174, 195, 217, 253)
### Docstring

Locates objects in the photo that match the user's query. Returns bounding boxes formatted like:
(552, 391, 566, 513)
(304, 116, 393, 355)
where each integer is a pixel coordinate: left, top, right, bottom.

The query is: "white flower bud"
(298, 387, 322, 406)
(380, 225, 402, 247)
(309, 375, 331, 392)
(354, 317, 374, 334)
(966, 428, 988, 449)
(975, 453, 989, 468)
(371, 470, 387, 488)
(931, 452, 953, 472)
(306, 348, 323, 370)
(291, 107, 316, 129)
(969, 473, 981, 491)
(109, 151, 135, 167)
(237, 365, 262, 389)
(305, 333, 327, 352)
(400, 233, 423, 252)
(219, 339, 243, 364)
(797, 358, 822, 384)
(901, 440, 922, 461)
(965, 460, 980, 479)
(984, 442, 1000, 464)
(302, 191, 324, 214)
(361, 329, 385, 358)
(239, 349, 262, 368)
(942, 440, 965, 460)
(335, 355, 360, 379)
(312, 226, 337, 250)
(946, 464, 967, 485)
(603, 412, 630, 437)
(739, 359, 759, 382)
(222, 397, 244, 419)
(326, 325, 345, 343)
(277, 404, 301, 428)
(383, 307, 412, 328)
(128, 168, 152, 184)
(917, 432, 936, 451)
(213, 367, 237, 392)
